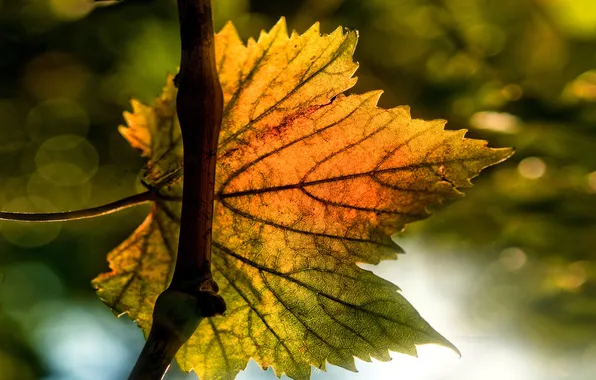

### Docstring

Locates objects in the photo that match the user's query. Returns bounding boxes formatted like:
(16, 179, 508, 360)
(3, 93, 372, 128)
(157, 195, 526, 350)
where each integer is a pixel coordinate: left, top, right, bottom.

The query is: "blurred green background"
(0, 0, 595, 379)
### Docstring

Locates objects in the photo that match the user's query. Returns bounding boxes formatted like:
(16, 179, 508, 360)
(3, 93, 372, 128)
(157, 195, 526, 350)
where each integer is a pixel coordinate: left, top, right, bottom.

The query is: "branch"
(0, 191, 154, 222)
(93, 0, 121, 5)
(128, 0, 225, 379)
(171, 0, 223, 295)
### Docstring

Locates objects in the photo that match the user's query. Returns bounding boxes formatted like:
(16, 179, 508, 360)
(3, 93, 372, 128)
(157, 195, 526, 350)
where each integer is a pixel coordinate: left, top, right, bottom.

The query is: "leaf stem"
(0, 191, 154, 222)
(128, 0, 225, 379)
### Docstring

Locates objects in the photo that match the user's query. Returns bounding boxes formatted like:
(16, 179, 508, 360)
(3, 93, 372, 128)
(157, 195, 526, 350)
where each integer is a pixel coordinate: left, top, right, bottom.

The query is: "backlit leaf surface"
(93, 18, 512, 380)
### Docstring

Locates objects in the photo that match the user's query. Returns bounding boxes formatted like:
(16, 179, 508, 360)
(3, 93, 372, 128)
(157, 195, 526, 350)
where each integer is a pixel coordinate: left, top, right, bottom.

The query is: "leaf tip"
(221, 19, 236, 31)
(274, 16, 288, 37)
(306, 20, 321, 35)
(480, 146, 515, 170)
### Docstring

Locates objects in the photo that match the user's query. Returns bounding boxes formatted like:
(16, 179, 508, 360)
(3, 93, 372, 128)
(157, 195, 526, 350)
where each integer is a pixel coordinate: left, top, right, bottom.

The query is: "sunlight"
(352, 240, 548, 380)
(33, 303, 142, 380)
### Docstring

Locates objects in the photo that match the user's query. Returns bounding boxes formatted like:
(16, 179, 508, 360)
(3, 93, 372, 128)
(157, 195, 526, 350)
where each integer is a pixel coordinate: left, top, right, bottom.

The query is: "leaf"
(93, 18, 512, 380)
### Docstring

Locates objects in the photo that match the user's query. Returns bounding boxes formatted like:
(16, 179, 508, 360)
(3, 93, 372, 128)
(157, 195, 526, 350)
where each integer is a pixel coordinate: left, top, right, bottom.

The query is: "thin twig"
(0, 191, 154, 222)
(93, 0, 121, 5)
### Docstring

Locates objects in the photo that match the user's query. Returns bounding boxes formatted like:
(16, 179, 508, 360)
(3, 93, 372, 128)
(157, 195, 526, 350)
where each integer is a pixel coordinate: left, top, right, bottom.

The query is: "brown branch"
(171, 0, 223, 295)
(0, 191, 154, 222)
(128, 291, 220, 379)
(128, 0, 225, 379)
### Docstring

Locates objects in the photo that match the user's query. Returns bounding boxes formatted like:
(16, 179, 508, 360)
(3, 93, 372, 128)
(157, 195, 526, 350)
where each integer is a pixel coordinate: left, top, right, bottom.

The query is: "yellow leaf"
(93, 18, 512, 380)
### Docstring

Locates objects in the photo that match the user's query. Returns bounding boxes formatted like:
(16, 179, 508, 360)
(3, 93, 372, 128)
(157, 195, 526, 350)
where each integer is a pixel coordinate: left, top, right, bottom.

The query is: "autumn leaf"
(93, 18, 512, 380)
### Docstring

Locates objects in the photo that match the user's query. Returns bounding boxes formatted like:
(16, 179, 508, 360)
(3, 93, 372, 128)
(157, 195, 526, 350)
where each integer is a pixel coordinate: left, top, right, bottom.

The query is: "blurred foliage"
(0, 0, 595, 379)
